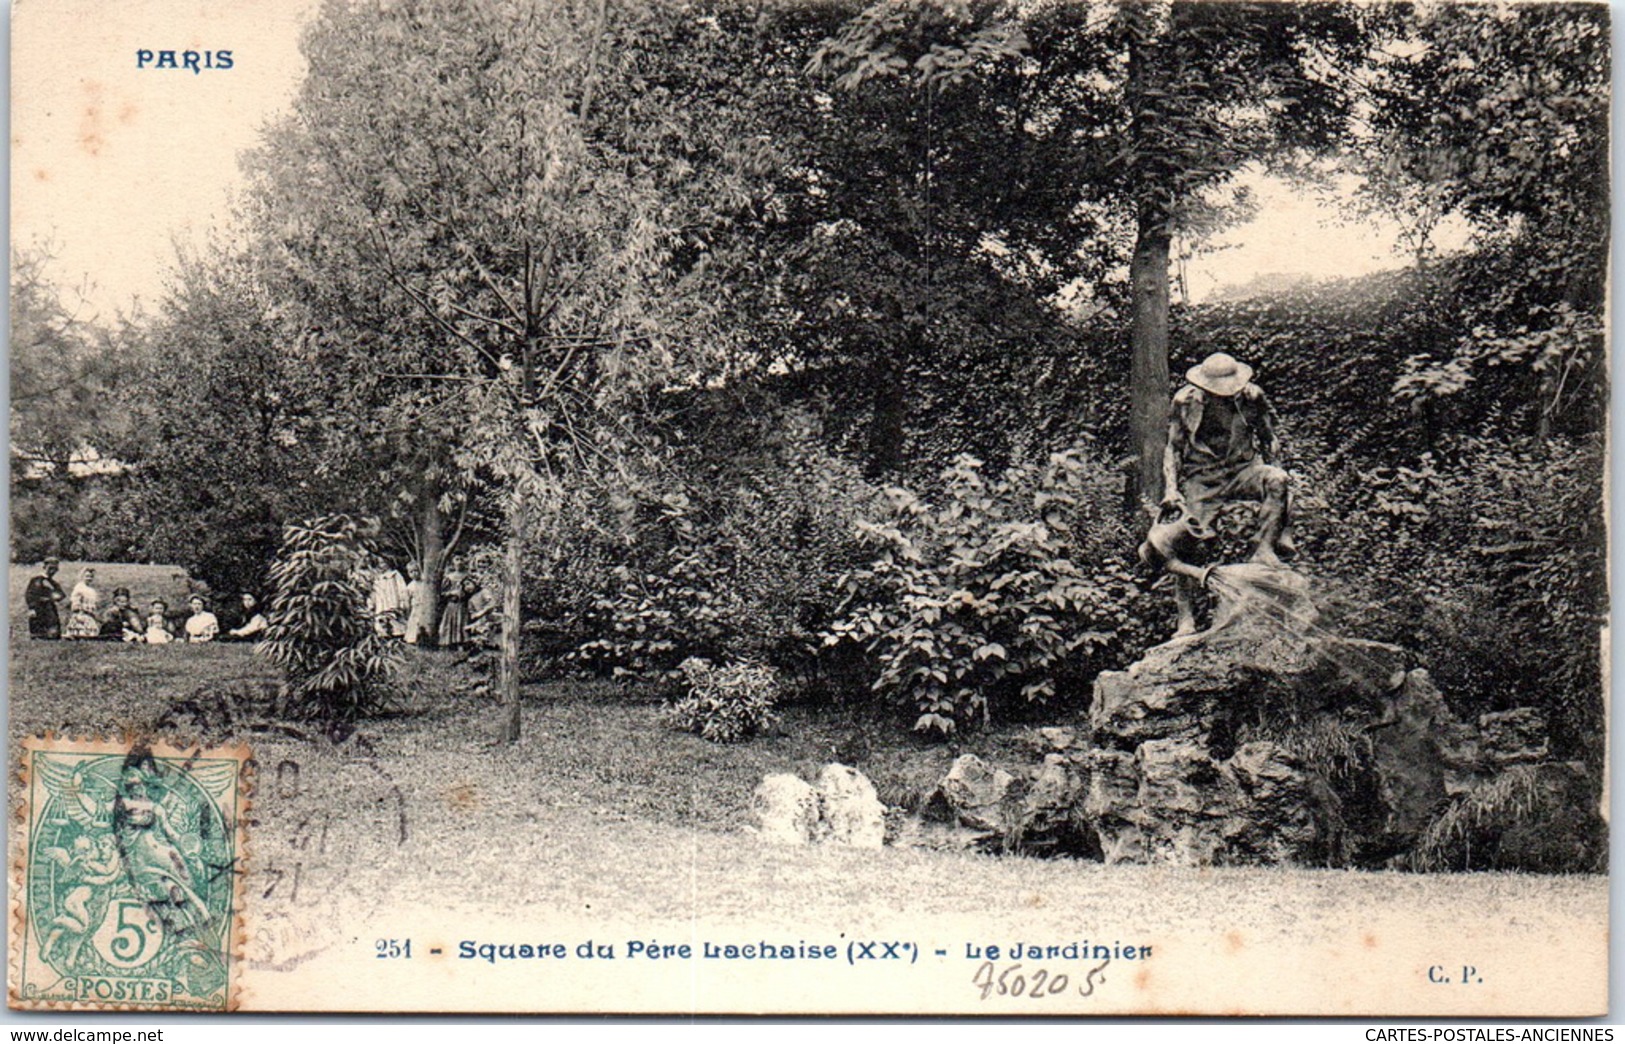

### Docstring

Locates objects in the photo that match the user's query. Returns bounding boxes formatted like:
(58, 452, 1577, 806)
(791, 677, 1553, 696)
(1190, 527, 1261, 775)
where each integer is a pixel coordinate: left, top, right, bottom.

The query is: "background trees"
(1356, 2, 1609, 444)
(13, 0, 1606, 773)
(241, 0, 794, 739)
(105, 249, 340, 596)
(9, 247, 137, 563)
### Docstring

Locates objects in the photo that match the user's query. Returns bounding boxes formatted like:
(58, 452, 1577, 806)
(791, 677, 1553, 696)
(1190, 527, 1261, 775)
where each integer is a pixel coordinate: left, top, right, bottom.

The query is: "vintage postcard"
(8, 0, 1609, 1017)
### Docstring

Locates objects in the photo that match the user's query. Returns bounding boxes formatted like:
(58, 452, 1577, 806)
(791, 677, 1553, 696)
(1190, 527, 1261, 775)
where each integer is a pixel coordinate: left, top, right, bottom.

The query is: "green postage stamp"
(11, 737, 251, 1011)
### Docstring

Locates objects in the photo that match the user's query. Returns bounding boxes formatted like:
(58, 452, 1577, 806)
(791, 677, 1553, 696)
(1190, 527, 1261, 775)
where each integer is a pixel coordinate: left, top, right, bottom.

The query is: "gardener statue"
(1149, 352, 1295, 637)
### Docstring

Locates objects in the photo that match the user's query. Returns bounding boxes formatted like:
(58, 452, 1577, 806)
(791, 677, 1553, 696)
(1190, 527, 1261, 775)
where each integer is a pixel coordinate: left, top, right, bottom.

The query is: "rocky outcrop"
(1064, 562, 1594, 869)
(768, 560, 1600, 872)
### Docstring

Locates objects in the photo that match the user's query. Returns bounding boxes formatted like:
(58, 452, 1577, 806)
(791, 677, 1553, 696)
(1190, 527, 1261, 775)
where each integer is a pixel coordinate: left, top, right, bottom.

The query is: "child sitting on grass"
(144, 600, 176, 645)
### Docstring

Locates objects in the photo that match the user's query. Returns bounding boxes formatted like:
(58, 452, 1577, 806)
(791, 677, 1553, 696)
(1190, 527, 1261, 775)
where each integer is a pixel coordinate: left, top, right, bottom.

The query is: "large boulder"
(963, 565, 1596, 873)
(928, 754, 1020, 834)
(753, 773, 823, 845)
(1092, 565, 1408, 753)
(752, 764, 886, 849)
(817, 764, 885, 849)
(1016, 753, 1100, 857)
(1081, 736, 1332, 867)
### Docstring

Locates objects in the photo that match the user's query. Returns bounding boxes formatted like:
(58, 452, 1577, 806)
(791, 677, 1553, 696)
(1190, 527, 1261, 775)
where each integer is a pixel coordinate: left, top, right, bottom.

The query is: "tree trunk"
(865, 299, 923, 479)
(1123, 1, 1174, 512)
(1128, 198, 1172, 509)
(414, 475, 444, 648)
(495, 483, 524, 744)
(864, 348, 907, 479)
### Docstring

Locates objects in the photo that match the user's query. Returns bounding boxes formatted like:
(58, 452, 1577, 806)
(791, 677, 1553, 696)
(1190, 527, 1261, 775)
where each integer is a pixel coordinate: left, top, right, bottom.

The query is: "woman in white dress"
(403, 560, 433, 645)
(63, 568, 102, 640)
(145, 600, 176, 645)
(370, 558, 410, 638)
(183, 596, 219, 643)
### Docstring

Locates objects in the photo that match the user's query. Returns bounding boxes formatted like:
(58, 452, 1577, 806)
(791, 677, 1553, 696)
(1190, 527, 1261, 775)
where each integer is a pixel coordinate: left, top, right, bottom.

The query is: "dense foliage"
(7, 2, 1606, 787)
(825, 449, 1137, 734)
(561, 407, 880, 682)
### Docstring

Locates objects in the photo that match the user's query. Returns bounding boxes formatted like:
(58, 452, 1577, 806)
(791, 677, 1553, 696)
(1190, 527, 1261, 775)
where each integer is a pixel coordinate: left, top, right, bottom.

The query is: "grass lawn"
(4, 566, 1608, 1014)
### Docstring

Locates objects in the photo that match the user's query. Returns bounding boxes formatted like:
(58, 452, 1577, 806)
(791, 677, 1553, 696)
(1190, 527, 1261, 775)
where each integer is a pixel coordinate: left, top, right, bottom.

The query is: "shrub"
(258, 514, 402, 721)
(824, 447, 1136, 735)
(1409, 764, 1606, 873)
(570, 491, 731, 680)
(663, 657, 780, 743)
(567, 414, 880, 682)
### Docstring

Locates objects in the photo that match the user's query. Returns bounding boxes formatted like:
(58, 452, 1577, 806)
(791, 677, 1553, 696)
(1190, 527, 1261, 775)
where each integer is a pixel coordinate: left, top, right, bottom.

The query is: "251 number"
(376, 939, 412, 959)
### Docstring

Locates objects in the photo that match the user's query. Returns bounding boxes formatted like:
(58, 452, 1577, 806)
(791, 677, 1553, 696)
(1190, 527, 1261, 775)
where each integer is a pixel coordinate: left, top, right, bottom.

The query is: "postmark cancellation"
(10, 736, 251, 1011)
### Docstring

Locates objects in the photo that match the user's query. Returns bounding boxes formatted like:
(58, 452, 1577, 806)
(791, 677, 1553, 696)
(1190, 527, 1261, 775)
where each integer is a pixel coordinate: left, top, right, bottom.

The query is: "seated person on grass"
(226, 593, 269, 641)
(184, 596, 220, 643)
(99, 588, 144, 642)
(145, 601, 177, 645)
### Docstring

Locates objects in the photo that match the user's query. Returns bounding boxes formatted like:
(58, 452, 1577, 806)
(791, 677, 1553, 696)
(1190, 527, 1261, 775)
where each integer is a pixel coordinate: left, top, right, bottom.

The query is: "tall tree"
(108, 248, 335, 594)
(800, 1, 1367, 496)
(9, 247, 134, 559)
(800, 1, 1126, 477)
(1356, 2, 1609, 443)
(246, 0, 773, 741)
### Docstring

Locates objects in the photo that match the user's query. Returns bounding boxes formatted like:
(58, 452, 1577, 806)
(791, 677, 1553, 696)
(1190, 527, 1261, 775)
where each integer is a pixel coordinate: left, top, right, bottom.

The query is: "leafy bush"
(258, 514, 402, 721)
(566, 414, 880, 682)
(663, 657, 780, 743)
(1409, 764, 1606, 873)
(824, 447, 1136, 735)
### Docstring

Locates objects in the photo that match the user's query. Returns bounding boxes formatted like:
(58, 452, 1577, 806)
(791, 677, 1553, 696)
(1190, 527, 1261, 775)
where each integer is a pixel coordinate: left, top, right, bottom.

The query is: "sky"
(11, 0, 1458, 319)
(1182, 176, 1472, 304)
(11, 0, 319, 319)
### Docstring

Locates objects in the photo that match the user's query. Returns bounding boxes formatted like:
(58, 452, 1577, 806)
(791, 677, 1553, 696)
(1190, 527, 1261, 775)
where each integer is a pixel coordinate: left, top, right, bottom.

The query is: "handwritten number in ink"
(972, 961, 1081, 1002)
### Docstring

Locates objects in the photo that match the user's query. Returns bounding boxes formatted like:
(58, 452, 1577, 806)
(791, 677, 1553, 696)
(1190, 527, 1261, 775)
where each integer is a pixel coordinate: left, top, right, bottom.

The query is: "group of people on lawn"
(23, 556, 494, 649)
(23, 562, 263, 645)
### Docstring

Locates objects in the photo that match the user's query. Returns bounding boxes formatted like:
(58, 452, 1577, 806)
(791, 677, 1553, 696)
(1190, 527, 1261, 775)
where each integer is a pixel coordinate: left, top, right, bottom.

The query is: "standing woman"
(25, 557, 65, 640)
(437, 558, 469, 650)
(369, 556, 410, 639)
(403, 561, 433, 645)
(64, 568, 103, 640)
(465, 577, 496, 648)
